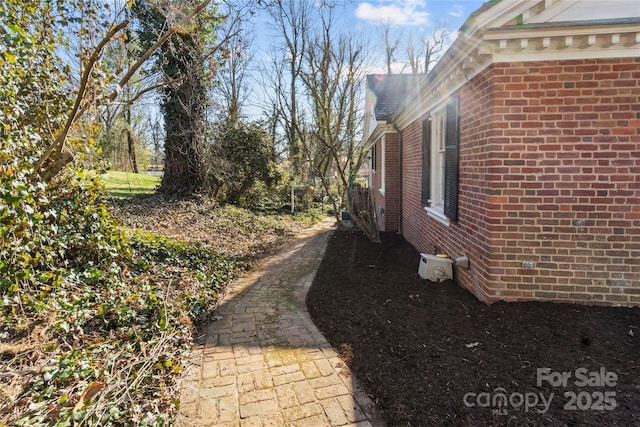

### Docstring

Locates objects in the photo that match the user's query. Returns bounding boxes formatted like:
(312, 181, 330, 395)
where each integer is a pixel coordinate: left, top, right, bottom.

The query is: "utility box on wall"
(418, 254, 453, 282)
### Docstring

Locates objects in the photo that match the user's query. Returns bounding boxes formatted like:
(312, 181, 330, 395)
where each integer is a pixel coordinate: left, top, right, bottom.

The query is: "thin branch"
(127, 75, 189, 105)
(35, 0, 213, 181)
(115, 0, 212, 97)
(34, 19, 129, 176)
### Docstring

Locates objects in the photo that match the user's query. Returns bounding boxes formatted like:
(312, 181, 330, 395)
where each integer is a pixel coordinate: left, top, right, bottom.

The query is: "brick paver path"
(176, 218, 385, 427)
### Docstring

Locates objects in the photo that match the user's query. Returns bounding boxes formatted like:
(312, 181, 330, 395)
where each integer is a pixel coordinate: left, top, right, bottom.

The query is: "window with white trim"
(380, 138, 385, 195)
(432, 110, 446, 208)
(422, 98, 460, 224)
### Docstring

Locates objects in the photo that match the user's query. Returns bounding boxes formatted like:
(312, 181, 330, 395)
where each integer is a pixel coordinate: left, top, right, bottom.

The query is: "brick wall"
(370, 133, 400, 232)
(370, 137, 385, 231)
(402, 66, 496, 302)
(487, 57, 640, 305)
(383, 133, 399, 232)
(401, 57, 640, 306)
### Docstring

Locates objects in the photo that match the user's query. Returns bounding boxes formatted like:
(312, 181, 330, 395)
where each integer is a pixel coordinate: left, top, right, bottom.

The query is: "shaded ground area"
(307, 230, 640, 426)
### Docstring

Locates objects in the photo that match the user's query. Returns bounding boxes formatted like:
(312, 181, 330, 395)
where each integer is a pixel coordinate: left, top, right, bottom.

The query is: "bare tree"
(380, 19, 401, 74)
(124, 89, 139, 172)
(258, 0, 379, 240)
(299, 6, 379, 241)
(405, 23, 448, 74)
(406, 32, 420, 74)
(422, 24, 448, 73)
(123, 6, 139, 173)
(212, 2, 256, 123)
(145, 114, 165, 169)
(215, 32, 253, 122)
(262, 0, 313, 177)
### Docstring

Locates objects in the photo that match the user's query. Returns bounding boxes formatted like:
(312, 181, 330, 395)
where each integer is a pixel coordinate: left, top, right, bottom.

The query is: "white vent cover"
(418, 254, 453, 282)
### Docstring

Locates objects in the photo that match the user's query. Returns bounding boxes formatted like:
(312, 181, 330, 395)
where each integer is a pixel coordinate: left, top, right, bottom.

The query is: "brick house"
(364, 74, 423, 232)
(363, 0, 640, 306)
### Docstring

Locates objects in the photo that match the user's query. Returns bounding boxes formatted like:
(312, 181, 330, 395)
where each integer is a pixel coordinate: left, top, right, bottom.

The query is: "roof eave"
(362, 122, 397, 150)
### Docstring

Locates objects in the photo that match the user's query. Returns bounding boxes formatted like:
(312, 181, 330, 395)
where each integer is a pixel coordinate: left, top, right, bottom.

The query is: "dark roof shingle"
(367, 74, 424, 121)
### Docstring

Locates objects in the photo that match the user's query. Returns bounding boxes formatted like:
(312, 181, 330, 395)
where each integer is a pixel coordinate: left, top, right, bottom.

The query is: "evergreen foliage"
(204, 119, 280, 205)
(0, 2, 238, 424)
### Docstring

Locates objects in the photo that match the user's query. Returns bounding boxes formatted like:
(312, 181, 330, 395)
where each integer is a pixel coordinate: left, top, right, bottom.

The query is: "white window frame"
(425, 108, 449, 226)
(379, 137, 385, 195)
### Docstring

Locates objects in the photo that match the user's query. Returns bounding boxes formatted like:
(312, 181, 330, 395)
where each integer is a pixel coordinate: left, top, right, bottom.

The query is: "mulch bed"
(307, 230, 640, 426)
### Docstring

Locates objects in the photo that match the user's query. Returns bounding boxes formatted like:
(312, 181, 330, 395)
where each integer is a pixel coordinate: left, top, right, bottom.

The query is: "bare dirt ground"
(307, 230, 640, 426)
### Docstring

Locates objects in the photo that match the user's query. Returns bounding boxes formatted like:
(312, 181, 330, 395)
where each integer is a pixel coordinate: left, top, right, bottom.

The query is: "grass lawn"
(102, 170, 160, 198)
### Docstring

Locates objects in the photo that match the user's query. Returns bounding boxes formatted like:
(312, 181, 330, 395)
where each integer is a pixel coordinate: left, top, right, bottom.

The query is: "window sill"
(379, 188, 385, 196)
(425, 205, 450, 227)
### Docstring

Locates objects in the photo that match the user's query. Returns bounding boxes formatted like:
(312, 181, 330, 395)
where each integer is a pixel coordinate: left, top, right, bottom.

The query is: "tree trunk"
(318, 172, 340, 223)
(160, 76, 205, 194)
(126, 104, 139, 173)
(158, 29, 207, 195)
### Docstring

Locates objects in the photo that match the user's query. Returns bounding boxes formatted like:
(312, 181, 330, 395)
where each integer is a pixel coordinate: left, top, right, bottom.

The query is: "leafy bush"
(202, 119, 280, 206)
(0, 1, 125, 295)
(0, 3, 241, 425)
(0, 170, 127, 291)
(0, 3, 323, 425)
(1, 229, 240, 426)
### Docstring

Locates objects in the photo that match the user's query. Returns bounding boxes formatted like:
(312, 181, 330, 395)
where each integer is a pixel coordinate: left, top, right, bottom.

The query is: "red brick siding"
(371, 133, 400, 232)
(383, 133, 399, 232)
(402, 66, 496, 302)
(487, 58, 640, 305)
(401, 57, 640, 306)
(370, 137, 385, 231)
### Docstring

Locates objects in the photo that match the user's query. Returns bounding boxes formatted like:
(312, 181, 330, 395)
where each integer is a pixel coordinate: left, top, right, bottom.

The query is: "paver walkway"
(176, 218, 385, 427)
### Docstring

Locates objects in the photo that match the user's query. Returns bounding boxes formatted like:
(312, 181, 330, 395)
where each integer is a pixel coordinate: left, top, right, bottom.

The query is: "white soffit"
(528, 0, 640, 24)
